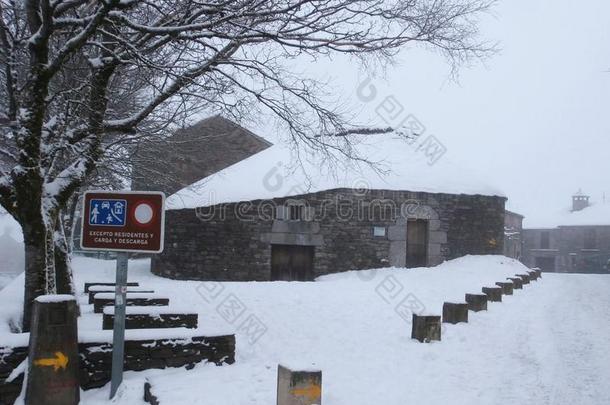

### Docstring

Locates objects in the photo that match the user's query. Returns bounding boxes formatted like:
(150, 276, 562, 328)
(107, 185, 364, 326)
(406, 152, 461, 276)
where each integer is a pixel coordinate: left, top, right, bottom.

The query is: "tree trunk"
(55, 237, 74, 296)
(21, 221, 49, 332)
(55, 204, 77, 297)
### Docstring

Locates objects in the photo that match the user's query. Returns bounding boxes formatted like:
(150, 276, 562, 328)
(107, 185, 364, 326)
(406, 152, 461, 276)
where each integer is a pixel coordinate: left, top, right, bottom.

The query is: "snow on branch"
(0, 0, 496, 233)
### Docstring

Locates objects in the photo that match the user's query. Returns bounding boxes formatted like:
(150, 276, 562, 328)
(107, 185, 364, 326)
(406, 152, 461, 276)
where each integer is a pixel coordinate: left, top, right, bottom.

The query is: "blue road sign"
(89, 199, 127, 226)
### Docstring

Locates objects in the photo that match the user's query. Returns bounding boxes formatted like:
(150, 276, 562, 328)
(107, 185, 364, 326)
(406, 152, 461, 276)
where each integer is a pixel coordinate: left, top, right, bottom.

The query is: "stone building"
(522, 192, 610, 273)
(131, 115, 271, 195)
(504, 210, 524, 259)
(153, 135, 507, 281)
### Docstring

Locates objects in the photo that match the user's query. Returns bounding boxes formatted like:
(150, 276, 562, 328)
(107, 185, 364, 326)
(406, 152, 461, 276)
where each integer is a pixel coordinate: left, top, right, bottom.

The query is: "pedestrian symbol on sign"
(89, 199, 127, 226)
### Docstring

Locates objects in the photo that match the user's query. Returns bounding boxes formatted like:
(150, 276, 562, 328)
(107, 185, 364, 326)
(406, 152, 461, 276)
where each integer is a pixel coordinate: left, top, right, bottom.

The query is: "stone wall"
(102, 313, 198, 329)
(93, 297, 169, 313)
(153, 189, 506, 281)
(0, 334, 235, 404)
(0, 347, 26, 405)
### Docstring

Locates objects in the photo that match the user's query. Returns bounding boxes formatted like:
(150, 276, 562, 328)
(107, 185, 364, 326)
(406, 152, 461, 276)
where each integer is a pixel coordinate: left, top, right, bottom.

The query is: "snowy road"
(76, 257, 610, 405)
(436, 273, 610, 405)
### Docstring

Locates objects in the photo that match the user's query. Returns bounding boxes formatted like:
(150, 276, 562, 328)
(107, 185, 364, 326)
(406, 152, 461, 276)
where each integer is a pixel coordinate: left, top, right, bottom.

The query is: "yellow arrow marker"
(34, 352, 69, 372)
(289, 384, 321, 401)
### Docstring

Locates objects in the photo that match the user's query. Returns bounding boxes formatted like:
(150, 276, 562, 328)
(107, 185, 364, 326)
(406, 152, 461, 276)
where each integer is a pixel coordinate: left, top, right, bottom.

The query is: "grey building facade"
(522, 194, 610, 273)
(152, 189, 506, 281)
(504, 210, 524, 260)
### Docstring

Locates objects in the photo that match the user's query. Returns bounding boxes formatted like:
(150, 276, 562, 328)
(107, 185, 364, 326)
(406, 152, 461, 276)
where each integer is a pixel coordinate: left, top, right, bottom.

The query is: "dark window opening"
(289, 204, 304, 221)
(584, 229, 597, 249)
(540, 231, 550, 249)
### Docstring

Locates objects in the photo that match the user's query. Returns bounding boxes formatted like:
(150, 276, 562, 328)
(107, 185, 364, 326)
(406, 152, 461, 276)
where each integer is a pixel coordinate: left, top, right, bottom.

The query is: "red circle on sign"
(130, 200, 157, 227)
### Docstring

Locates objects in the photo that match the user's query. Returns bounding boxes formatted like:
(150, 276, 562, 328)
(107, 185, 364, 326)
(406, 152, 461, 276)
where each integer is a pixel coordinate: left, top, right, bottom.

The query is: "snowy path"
(437, 273, 610, 405)
(77, 259, 610, 405)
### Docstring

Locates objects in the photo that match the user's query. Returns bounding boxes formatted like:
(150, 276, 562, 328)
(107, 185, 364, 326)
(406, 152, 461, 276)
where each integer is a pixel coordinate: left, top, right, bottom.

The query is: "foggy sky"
(249, 0, 610, 225)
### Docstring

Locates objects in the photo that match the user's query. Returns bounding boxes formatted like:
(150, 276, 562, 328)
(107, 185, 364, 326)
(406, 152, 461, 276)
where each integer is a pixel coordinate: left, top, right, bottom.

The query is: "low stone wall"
(102, 313, 198, 329)
(88, 289, 155, 304)
(0, 334, 235, 403)
(0, 347, 27, 405)
(84, 282, 139, 292)
(93, 297, 169, 313)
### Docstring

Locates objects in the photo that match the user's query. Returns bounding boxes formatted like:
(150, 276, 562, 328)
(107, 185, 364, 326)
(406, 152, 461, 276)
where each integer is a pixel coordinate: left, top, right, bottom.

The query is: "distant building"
(504, 210, 524, 260)
(153, 134, 507, 281)
(522, 192, 610, 273)
(131, 115, 271, 195)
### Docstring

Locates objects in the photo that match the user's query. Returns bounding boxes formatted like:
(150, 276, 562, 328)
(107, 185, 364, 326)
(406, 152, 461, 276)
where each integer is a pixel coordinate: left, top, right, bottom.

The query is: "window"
(373, 226, 386, 237)
(277, 201, 310, 221)
(289, 204, 304, 221)
(584, 229, 597, 249)
(540, 231, 550, 249)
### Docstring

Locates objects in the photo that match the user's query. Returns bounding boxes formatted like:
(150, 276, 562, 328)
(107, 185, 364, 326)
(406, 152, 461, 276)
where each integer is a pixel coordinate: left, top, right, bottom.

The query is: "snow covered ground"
(0, 274, 17, 290)
(2, 255, 610, 404)
(0, 212, 24, 290)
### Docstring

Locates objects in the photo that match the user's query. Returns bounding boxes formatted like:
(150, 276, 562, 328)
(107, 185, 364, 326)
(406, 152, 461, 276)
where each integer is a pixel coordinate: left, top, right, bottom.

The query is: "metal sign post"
(80, 190, 165, 399)
(110, 252, 129, 399)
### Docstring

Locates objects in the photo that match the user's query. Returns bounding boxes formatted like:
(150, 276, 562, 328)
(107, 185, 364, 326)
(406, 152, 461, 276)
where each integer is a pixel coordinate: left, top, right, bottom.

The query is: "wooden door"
(271, 245, 292, 281)
(406, 219, 428, 268)
(271, 245, 314, 281)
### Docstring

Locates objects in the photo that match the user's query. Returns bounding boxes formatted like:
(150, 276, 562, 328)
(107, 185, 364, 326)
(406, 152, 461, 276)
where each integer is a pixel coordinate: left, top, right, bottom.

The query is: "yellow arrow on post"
(34, 352, 69, 372)
(289, 384, 321, 401)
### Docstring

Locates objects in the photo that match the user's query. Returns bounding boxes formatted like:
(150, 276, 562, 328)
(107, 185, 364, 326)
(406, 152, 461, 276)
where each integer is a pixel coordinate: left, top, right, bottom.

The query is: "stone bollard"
(411, 314, 441, 343)
(517, 274, 530, 285)
(465, 294, 488, 312)
(481, 287, 502, 302)
(26, 295, 80, 405)
(495, 281, 514, 295)
(507, 277, 523, 289)
(277, 364, 322, 405)
(442, 302, 468, 324)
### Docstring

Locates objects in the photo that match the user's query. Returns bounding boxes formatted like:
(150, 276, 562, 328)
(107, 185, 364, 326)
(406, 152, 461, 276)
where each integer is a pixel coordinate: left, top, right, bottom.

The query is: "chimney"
(572, 190, 590, 212)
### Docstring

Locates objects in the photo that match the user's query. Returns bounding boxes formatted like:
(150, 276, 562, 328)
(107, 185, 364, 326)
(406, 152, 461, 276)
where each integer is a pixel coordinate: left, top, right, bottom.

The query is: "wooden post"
(26, 295, 80, 405)
(465, 294, 488, 312)
(442, 302, 468, 324)
(495, 281, 514, 295)
(517, 274, 530, 284)
(411, 314, 441, 343)
(481, 287, 502, 302)
(277, 365, 322, 405)
(507, 277, 523, 289)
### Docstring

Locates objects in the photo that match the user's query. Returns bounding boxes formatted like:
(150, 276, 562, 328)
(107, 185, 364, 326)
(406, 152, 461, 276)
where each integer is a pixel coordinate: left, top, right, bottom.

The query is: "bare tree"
(0, 0, 496, 330)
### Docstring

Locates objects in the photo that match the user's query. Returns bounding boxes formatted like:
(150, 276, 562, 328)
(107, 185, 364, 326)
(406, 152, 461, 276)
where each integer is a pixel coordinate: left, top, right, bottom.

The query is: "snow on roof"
(167, 134, 505, 210)
(523, 203, 610, 229)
